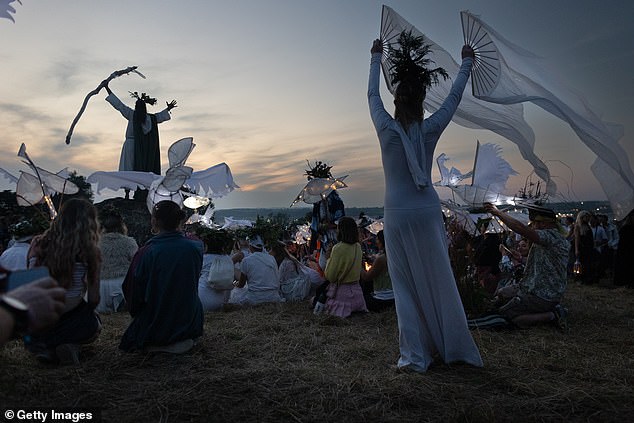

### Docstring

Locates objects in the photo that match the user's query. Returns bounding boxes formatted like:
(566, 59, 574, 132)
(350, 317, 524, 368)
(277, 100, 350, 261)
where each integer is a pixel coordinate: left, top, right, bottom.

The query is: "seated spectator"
(468, 203, 569, 330)
(323, 217, 368, 318)
(270, 242, 311, 302)
(198, 230, 239, 311)
(232, 235, 283, 305)
(0, 272, 66, 348)
(26, 198, 102, 364)
(360, 230, 394, 312)
(0, 217, 48, 271)
(97, 209, 138, 313)
(120, 201, 203, 354)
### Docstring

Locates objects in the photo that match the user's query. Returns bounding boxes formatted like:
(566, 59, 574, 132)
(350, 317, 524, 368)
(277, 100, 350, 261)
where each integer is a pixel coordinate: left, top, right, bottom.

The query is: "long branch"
(65, 66, 144, 145)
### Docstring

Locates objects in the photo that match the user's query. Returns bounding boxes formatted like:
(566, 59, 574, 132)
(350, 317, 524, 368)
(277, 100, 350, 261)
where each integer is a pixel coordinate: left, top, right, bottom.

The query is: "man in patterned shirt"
(469, 203, 569, 330)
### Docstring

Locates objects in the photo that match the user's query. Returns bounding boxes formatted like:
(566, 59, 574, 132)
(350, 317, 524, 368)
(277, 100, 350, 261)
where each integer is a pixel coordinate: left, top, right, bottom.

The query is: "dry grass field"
(1, 282, 633, 422)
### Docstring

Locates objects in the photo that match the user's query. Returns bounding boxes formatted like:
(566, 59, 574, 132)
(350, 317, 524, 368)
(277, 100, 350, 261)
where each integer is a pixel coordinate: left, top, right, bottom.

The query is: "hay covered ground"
(1, 282, 633, 422)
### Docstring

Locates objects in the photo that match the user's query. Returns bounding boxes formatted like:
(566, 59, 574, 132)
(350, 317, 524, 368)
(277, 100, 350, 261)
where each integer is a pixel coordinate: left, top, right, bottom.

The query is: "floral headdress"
(129, 91, 157, 106)
(388, 30, 448, 91)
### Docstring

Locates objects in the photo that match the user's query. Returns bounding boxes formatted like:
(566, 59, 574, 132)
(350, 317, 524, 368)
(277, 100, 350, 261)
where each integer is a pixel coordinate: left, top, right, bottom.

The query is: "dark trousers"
(27, 300, 101, 351)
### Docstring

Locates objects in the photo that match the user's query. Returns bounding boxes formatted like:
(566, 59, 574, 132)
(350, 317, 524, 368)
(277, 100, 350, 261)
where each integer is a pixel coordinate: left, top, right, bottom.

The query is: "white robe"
(368, 52, 483, 372)
(106, 93, 171, 171)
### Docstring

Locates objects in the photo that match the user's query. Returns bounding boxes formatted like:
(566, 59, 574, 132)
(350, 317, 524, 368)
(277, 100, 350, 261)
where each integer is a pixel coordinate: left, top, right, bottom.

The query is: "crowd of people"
(1, 192, 633, 369)
(1, 31, 633, 374)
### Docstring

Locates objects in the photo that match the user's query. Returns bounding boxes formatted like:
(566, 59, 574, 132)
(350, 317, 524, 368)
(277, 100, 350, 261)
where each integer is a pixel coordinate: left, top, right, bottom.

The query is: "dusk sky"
(1, 0, 632, 211)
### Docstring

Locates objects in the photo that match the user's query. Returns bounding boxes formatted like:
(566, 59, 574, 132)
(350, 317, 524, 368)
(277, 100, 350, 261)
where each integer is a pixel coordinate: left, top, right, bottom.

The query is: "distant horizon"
(1, 0, 632, 211)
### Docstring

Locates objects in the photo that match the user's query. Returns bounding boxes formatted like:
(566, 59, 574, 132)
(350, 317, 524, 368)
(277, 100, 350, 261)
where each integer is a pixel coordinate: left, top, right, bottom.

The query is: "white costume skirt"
(384, 206, 483, 372)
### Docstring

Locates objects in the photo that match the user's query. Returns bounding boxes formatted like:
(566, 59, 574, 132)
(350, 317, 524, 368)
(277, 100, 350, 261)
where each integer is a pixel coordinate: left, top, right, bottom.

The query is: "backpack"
(207, 255, 235, 290)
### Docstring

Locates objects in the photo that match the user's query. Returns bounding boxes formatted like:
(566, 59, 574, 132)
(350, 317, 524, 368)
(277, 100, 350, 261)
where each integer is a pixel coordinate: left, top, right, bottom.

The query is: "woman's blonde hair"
(34, 198, 101, 288)
(575, 210, 591, 226)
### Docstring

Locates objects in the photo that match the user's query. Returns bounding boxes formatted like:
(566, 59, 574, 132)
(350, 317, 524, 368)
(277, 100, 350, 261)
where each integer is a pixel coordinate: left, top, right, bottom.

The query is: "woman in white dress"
(368, 34, 483, 372)
(198, 231, 238, 311)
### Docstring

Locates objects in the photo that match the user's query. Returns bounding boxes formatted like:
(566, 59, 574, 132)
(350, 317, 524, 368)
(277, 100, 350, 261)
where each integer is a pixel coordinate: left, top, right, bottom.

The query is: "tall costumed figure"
(303, 161, 346, 266)
(103, 81, 177, 199)
(367, 8, 482, 372)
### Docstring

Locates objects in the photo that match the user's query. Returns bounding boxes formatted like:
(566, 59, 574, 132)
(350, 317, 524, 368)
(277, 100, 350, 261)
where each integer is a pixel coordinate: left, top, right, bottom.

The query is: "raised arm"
(368, 39, 392, 132)
(484, 203, 541, 244)
(426, 45, 474, 133)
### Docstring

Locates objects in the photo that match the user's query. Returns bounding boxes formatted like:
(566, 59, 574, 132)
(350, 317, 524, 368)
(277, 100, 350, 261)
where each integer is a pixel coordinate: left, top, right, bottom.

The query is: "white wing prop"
(86, 171, 160, 194)
(290, 176, 348, 207)
(460, 10, 634, 195)
(87, 137, 239, 212)
(12, 144, 79, 218)
(0, 0, 21, 22)
(186, 163, 240, 198)
(440, 142, 518, 207)
(472, 142, 518, 194)
(435, 153, 472, 186)
(380, 6, 555, 195)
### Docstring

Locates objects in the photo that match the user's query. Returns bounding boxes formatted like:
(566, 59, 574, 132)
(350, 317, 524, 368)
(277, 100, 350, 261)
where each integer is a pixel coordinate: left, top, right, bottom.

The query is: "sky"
(1, 0, 633, 211)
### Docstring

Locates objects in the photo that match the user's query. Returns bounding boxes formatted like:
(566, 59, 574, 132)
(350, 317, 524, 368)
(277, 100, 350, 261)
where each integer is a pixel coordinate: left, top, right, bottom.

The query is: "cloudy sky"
(1, 0, 632, 210)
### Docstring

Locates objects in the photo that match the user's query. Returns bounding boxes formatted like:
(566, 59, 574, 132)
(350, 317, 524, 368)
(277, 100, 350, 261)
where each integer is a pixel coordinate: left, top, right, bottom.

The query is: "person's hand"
(371, 39, 383, 54)
(166, 100, 177, 111)
(483, 202, 500, 217)
(7, 277, 66, 333)
(461, 44, 475, 60)
(100, 80, 112, 95)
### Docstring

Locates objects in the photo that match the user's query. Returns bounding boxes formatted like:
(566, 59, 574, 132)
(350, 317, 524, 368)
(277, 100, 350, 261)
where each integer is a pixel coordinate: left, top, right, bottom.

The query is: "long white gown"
(368, 52, 483, 372)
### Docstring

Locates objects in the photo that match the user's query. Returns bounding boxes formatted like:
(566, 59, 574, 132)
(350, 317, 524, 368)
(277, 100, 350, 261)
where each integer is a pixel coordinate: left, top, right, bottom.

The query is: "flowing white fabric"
(591, 158, 634, 220)
(461, 10, 634, 195)
(381, 5, 555, 195)
(0, 0, 21, 22)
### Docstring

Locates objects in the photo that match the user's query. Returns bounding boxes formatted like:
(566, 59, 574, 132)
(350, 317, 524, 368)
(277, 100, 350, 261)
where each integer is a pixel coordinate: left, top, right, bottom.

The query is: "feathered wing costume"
(87, 137, 239, 212)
